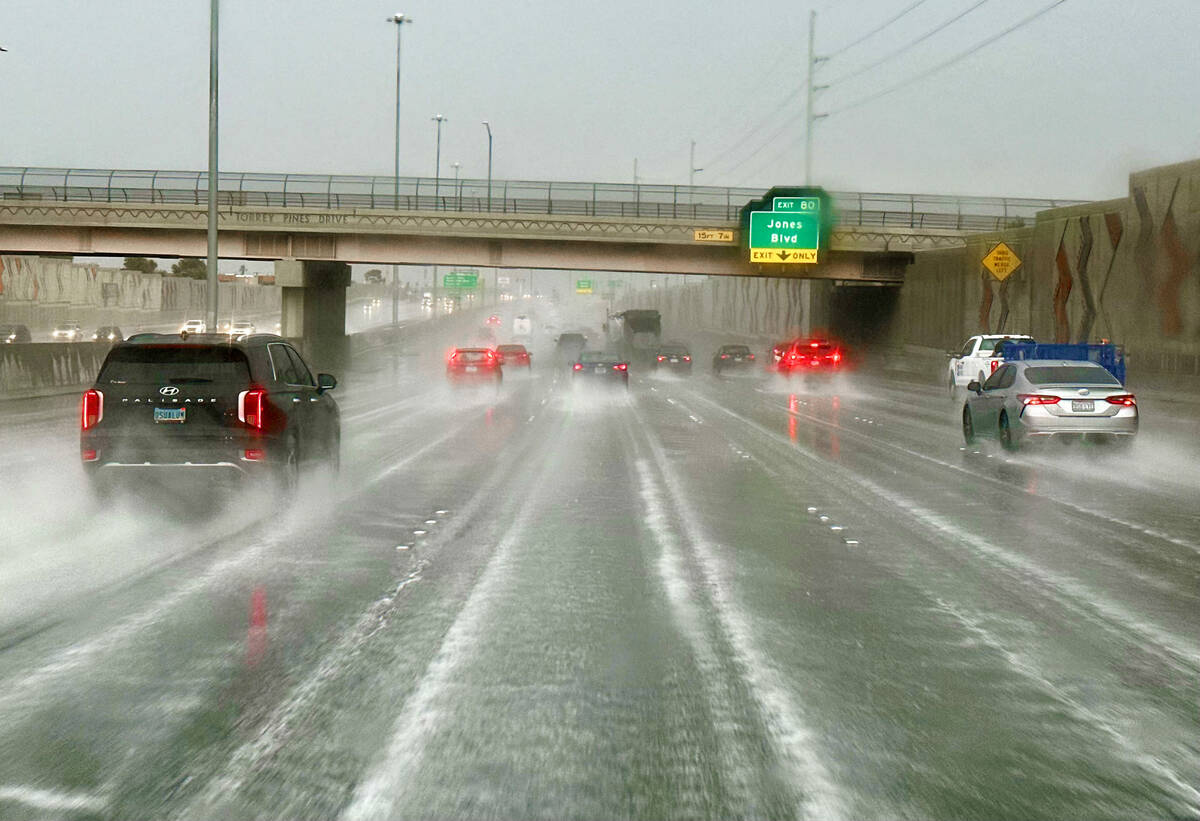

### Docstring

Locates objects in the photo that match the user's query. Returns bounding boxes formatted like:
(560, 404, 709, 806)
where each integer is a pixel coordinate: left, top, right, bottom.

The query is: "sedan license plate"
(595, 366, 606, 374)
(153, 407, 186, 424)
(669, 357, 679, 363)
(465, 365, 477, 373)
(1071, 400, 1095, 413)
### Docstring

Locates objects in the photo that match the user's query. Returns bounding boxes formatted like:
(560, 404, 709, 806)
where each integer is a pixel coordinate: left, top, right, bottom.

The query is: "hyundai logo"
(159, 386, 180, 396)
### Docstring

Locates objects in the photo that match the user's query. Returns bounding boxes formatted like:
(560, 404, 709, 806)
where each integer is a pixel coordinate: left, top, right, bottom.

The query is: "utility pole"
(805, 9, 828, 185)
(205, 0, 220, 332)
(432, 114, 447, 200)
(689, 140, 703, 189)
(633, 158, 638, 184)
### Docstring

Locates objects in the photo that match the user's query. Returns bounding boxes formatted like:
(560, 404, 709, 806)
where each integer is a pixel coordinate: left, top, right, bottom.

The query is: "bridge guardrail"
(0, 167, 1086, 232)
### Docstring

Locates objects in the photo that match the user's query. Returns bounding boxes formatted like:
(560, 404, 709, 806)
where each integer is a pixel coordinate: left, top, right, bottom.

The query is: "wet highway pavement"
(1, 326, 1198, 820)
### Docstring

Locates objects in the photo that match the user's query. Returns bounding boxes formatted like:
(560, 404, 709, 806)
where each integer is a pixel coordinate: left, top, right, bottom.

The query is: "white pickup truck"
(947, 334, 1034, 393)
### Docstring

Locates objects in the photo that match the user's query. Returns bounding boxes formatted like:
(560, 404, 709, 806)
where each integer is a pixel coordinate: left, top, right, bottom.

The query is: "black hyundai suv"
(81, 333, 340, 496)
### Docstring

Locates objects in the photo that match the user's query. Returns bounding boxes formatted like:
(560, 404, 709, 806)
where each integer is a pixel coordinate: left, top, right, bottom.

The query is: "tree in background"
(123, 256, 159, 273)
(170, 258, 207, 279)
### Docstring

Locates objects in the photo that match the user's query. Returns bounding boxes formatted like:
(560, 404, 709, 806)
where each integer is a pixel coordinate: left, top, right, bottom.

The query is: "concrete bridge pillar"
(275, 260, 351, 373)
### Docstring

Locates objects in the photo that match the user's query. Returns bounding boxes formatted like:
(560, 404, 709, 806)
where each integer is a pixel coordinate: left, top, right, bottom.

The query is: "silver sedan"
(962, 360, 1137, 450)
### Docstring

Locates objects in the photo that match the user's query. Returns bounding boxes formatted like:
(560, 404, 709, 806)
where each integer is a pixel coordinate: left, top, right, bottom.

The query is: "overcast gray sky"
(2, 0, 1198, 201)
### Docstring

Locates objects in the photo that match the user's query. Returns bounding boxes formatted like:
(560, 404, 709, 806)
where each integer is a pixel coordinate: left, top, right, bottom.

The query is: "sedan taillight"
(1105, 394, 1136, 406)
(81, 389, 103, 429)
(238, 388, 267, 429)
(615, 363, 628, 371)
(573, 363, 583, 371)
(1018, 394, 1061, 406)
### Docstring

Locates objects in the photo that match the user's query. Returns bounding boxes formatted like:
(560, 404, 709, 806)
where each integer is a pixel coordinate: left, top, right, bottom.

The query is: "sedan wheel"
(999, 412, 1019, 452)
(962, 407, 976, 445)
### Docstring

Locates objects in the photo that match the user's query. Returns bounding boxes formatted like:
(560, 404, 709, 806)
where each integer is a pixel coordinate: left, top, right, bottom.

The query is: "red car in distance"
(485, 315, 502, 326)
(495, 344, 531, 368)
(446, 347, 502, 384)
(775, 338, 844, 374)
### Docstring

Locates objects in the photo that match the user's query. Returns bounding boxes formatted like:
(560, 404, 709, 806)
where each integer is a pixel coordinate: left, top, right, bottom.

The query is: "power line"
(712, 107, 809, 184)
(825, 0, 990, 87)
(825, 0, 931, 58)
(700, 90, 804, 173)
(825, 0, 1069, 116)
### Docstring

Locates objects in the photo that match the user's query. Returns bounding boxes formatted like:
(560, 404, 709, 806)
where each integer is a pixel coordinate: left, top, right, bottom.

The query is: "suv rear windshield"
(497, 345, 526, 354)
(99, 345, 251, 384)
(1025, 365, 1119, 386)
(454, 350, 491, 363)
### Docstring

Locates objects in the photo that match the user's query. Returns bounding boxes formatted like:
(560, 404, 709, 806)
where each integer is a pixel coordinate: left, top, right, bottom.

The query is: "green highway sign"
(576, 279, 593, 294)
(748, 211, 820, 263)
(772, 196, 821, 212)
(739, 187, 829, 265)
(443, 271, 479, 289)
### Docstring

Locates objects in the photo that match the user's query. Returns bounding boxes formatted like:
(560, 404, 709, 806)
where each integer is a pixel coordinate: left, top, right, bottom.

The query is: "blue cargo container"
(996, 341, 1126, 384)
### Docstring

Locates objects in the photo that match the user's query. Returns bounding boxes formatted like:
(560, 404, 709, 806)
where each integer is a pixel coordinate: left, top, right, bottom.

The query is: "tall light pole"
(387, 13, 413, 205)
(205, 0, 220, 332)
(432, 114, 447, 200)
(387, 13, 412, 326)
(482, 121, 493, 211)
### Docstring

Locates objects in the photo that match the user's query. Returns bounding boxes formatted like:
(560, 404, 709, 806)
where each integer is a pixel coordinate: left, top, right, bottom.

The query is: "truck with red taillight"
(947, 334, 1035, 394)
(80, 332, 340, 500)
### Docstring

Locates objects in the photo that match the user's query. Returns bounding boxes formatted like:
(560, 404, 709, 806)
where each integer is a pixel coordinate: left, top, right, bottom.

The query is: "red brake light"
(832, 351, 842, 363)
(239, 388, 267, 429)
(990, 359, 1000, 373)
(615, 363, 627, 371)
(1018, 394, 1060, 406)
(81, 389, 103, 430)
(810, 341, 819, 348)
(657, 355, 666, 362)
(573, 363, 583, 371)
(747, 353, 754, 359)
(243, 448, 266, 461)
(1105, 394, 1136, 406)
(81, 448, 98, 462)
(720, 354, 729, 359)
(683, 356, 691, 362)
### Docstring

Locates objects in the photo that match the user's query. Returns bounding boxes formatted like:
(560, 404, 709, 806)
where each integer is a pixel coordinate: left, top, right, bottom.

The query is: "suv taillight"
(238, 388, 267, 429)
(81, 389, 103, 429)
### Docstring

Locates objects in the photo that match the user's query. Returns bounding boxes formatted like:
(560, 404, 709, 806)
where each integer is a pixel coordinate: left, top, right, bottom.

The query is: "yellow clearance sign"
(693, 229, 734, 242)
(982, 242, 1022, 281)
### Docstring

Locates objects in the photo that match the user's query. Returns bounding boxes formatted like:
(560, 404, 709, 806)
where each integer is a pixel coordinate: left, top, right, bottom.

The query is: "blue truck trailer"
(996, 341, 1126, 384)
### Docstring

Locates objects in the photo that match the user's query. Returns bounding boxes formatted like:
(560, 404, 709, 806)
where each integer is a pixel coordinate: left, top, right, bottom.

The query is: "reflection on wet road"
(1, 330, 1198, 820)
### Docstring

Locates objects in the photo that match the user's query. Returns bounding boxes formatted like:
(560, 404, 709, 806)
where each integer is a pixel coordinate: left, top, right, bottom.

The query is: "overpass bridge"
(0, 167, 1084, 364)
(0, 167, 1082, 280)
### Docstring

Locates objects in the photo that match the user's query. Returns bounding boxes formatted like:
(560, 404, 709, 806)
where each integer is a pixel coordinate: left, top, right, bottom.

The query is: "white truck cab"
(947, 334, 1034, 393)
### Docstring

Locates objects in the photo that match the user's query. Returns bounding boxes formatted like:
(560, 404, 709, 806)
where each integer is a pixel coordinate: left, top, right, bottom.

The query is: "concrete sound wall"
(0, 255, 281, 331)
(898, 158, 1200, 378)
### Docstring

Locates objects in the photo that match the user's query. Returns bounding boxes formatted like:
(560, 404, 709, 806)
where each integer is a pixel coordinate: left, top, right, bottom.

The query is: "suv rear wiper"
(168, 376, 214, 384)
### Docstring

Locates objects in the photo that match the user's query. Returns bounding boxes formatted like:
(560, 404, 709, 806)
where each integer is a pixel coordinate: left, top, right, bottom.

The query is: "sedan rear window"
(580, 351, 615, 364)
(99, 346, 251, 384)
(455, 350, 491, 363)
(722, 346, 750, 355)
(1025, 365, 1120, 386)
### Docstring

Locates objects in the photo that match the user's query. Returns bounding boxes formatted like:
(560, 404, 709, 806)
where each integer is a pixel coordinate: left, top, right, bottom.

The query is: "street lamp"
(451, 161, 461, 181)
(206, 0, 220, 333)
(432, 114, 447, 201)
(387, 12, 413, 327)
(482, 120, 493, 211)
(386, 13, 413, 206)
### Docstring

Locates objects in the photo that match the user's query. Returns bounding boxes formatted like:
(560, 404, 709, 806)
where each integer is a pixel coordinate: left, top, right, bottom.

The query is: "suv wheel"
(277, 440, 300, 497)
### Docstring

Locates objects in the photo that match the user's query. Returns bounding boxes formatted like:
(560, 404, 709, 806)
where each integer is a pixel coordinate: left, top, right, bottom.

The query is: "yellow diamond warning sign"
(982, 242, 1022, 281)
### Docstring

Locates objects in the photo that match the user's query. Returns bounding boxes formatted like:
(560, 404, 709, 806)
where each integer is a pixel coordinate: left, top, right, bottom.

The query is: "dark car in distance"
(775, 338, 844, 375)
(555, 333, 588, 365)
(0, 324, 32, 343)
(496, 344, 531, 369)
(447, 347, 503, 384)
(652, 343, 693, 374)
(81, 333, 340, 498)
(92, 326, 124, 343)
(572, 350, 629, 388)
(713, 344, 755, 375)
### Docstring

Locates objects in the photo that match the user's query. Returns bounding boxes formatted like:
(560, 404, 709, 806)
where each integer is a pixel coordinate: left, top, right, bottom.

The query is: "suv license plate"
(154, 407, 186, 423)
(1071, 400, 1095, 413)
